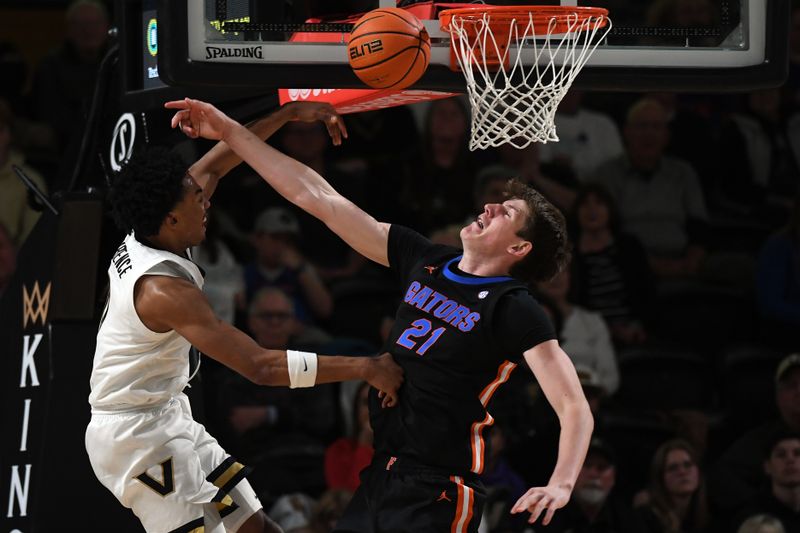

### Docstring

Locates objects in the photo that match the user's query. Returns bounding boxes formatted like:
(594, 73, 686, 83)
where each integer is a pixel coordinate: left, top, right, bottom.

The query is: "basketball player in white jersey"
(85, 102, 402, 533)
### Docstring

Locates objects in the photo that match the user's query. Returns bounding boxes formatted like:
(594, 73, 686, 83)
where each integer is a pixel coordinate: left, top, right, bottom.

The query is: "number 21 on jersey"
(396, 319, 445, 355)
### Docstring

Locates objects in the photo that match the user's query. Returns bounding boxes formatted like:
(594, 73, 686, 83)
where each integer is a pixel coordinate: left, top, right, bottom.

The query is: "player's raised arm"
(182, 101, 346, 198)
(134, 274, 402, 406)
(511, 339, 594, 525)
(165, 98, 391, 267)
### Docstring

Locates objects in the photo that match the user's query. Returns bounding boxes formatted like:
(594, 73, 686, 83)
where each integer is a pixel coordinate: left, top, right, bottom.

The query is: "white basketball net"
(447, 10, 612, 150)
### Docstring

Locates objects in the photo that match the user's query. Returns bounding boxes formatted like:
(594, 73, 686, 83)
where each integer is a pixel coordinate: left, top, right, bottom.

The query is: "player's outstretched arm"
(165, 98, 391, 267)
(134, 275, 403, 405)
(511, 340, 594, 526)
(181, 101, 347, 199)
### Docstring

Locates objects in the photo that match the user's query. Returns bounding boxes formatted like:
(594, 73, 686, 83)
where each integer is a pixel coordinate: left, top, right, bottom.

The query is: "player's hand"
(365, 352, 403, 408)
(165, 98, 234, 141)
(510, 483, 571, 525)
(284, 101, 348, 146)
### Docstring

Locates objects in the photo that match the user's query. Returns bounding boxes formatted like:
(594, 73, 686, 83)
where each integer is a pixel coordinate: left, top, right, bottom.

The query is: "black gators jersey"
(371, 225, 556, 476)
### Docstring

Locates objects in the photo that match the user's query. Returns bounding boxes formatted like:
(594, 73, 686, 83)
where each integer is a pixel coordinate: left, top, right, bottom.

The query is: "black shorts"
(333, 455, 486, 533)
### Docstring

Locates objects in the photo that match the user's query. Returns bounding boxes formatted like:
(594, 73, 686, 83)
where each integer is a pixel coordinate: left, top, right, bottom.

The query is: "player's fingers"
(175, 111, 193, 130)
(325, 117, 341, 145)
(542, 504, 557, 526)
(337, 115, 348, 138)
(528, 497, 551, 524)
(164, 100, 188, 110)
(383, 392, 397, 408)
(170, 110, 185, 129)
(511, 490, 540, 513)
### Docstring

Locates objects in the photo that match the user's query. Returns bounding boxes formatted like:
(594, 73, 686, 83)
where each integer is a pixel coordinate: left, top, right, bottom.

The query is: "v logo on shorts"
(135, 457, 175, 496)
(437, 490, 452, 503)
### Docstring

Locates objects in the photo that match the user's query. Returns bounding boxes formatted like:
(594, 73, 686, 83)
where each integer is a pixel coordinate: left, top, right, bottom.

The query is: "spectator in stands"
(473, 164, 515, 214)
(220, 288, 338, 470)
(192, 214, 242, 325)
(569, 183, 655, 346)
(737, 514, 786, 533)
(0, 222, 15, 299)
(0, 44, 56, 173)
(397, 97, 482, 234)
(712, 354, 800, 514)
(575, 364, 609, 417)
(32, 0, 111, 151)
(480, 423, 528, 531)
(537, 265, 619, 395)
(546, 437, 647, 532)
(328, 106, 419, 177)
(277, 119, 368, 279)
(494, 141, 579, 213)
(591, 97, 709, 280)
(0, 100, 48, 247)
(756, 194, 800, 350)
(734, 432, 800, 533)
(308, 489, 353, 533)
(267, 493, 315, 533)
(243, 207, 333, 325)
(650, 92, 738, 209)
(324, 381, 373, 492)
(727, 89, 800, 220)
(539, 89, 625, 181)
(636, 439, 712, 533)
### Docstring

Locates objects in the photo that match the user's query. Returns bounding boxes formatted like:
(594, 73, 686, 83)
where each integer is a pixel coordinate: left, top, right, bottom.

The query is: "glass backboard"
(151, 0, 788, 93)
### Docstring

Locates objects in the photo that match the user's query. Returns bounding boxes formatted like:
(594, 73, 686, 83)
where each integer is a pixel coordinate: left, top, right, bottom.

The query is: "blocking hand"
(365, 352, 403, 408)
(164, 98, 233, 141)
(285, 101, 349, 146)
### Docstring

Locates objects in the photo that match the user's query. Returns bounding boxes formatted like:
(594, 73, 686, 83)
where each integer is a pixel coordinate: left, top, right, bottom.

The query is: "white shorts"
(85, 393, 262, 533)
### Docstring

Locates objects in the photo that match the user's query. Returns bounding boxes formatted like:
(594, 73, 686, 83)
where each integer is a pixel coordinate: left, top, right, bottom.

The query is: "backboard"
(152, 0, 789, 93)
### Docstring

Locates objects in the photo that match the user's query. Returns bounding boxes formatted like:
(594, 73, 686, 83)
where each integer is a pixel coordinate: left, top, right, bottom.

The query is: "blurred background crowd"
(2, 1, 800, 532)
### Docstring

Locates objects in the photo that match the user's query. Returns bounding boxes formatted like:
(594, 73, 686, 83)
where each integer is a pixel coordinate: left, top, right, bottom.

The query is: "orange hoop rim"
(439, 5, 609, 34)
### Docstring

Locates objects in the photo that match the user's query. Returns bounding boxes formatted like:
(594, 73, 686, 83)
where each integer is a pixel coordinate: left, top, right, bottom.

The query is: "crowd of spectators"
(3, 1, 800, 531)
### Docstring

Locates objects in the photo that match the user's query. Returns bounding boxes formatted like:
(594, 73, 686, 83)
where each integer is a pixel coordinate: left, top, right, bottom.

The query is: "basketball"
(348, 7, 431, 90)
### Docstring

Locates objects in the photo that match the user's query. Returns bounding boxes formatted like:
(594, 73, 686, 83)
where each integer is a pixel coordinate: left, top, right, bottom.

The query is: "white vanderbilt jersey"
(89, 232, 204, 411)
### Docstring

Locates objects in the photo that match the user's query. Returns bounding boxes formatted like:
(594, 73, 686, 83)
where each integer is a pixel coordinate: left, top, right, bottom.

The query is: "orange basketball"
(348, 7, 431, 90)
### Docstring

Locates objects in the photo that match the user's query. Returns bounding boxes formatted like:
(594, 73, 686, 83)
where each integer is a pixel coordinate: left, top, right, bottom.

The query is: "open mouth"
(476, 216, 484, 230)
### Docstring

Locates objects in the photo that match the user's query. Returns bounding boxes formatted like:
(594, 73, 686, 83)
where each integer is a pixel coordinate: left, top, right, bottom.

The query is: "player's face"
(461, 198, 530, 256)
(172, 175, 209, 246)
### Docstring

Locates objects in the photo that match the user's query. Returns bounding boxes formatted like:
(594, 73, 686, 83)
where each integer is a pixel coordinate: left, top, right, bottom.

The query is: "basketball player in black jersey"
(168, 98, 594, 532)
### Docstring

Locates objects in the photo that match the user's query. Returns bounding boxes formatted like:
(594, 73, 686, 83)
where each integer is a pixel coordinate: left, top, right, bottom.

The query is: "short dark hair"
(109, 146, 188, 237)
(763, 430, 800, 461)
(571, 182, 622, 235)
(506, 179, 571, 283)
